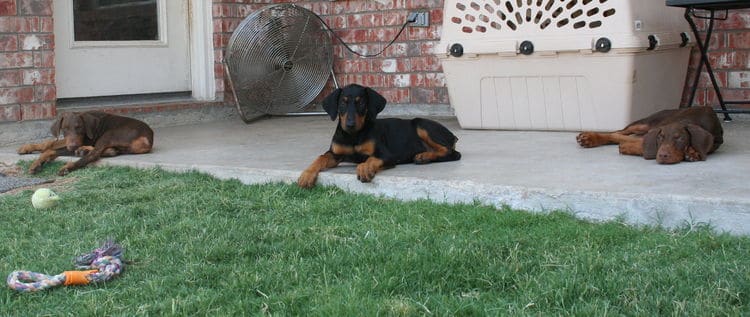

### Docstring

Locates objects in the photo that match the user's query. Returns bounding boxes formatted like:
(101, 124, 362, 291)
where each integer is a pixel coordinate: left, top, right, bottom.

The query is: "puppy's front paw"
(684, 147, 704, 162)
(414, 153, 432, 164)
(297, 170, 318, 188)
(75, 146, 95, 157)
(28, 163, 43, 175)
(57, 162, 75, 176)
(17, 145, 34, 154)
(356, 163, 376, 183)
(576, 132, 601, 148)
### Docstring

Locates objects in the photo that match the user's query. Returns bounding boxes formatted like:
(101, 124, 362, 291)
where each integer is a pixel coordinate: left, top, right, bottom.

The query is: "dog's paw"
(356, 163, 376, 183)
(75, 146, 95, 157)
(57, 163, 75, 176)
(297, 171, 318, 188)
(576, 132, 601, 148)
(684, 147, 704, 162)
(17, 145, 34, 154)
(414, 153, 432, 164)
(28, 163, 43, 175)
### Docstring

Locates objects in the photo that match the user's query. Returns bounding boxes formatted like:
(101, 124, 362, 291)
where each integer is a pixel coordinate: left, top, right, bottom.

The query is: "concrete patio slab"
(2, 115, 749, 234)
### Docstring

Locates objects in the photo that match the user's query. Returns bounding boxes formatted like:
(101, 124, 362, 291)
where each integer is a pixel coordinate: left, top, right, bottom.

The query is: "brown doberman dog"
(18, 111, 154, 175)
(576, 106, 723, 164)
(298, 84, 461, 188)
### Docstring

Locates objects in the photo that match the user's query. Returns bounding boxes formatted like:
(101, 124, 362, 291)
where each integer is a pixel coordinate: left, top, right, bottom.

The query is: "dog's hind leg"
(18, 139, 66, 154)
(413, 121, 461, 164)
(577, 124, 651, 148)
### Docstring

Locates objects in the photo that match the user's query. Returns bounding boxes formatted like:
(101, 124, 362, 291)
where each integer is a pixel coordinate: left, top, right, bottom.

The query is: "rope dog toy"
(7, 240, 124, 292)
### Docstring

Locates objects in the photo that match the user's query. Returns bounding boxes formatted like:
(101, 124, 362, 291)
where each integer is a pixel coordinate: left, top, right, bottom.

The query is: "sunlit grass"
(1, 163, 748, 315)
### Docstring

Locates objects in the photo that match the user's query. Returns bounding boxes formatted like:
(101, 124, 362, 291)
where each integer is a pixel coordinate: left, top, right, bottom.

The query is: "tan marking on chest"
(331, 143, 354, 155)
(354, 141, 375, 156)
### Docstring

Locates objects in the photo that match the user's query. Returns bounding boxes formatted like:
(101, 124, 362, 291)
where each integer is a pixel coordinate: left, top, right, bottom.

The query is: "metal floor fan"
(224, 4, 335, 122)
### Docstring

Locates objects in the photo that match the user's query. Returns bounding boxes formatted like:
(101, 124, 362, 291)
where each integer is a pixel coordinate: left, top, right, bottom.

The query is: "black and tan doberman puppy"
(298, 84, 461, 188)
(576, 106, 723, 164)
(18, 111, 154, 175)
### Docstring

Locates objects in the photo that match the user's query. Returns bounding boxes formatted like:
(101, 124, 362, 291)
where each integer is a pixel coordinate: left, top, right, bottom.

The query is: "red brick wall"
(683, 9, 750, 110)
(0, 0, 55, 122)
(213, 0, 447, 106)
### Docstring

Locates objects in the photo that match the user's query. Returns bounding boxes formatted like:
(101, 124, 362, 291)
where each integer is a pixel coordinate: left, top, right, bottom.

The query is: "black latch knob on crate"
(647, 35, 658, 50)
(595, 38, 612, 53)
(449, 43, 464, 57)
(680, 32, 690, 47)
(519, 41, 534, 55)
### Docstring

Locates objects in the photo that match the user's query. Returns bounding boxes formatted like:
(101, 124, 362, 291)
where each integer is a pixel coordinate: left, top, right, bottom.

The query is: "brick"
(18, 0, 51, 16)
(0, 0, 16, 16)
(40, 16, 51, 32)
(32, 50, 54, 68)
(382, 42, 408, 57)
(33, 84, 54, 102)
(0, 86, 32, 104)
(347, 13, 383, 28)
(727, 71, 750, 88)
(369, 26, 406, 43)
(383, 11, 408, 26)
(0, 69, 19, 87)
(0, 16, 18, 32)
(22, 68, 53, 85)
(405, 0, 442, 10)
(0, 104, 20, 121)
(406, 24, 441, 41)
(410, 87, 448, 104)
(408, 56, 442, 72)
(0, 34, 17, 51)
(332, 1, 378, 15)
(716, 11, 750, 30)
(20, 102, 54, 120)
(371, 58, 409, 73)
(336, 43, 383, 58)
(20, 33, 52, 50)
(376, 87, 410, 103)
(727, 32, 750, 49)
(0, 52, 32, 69)
(386, 73, 411, 87)
(324, 15, 347, 29)
(410, 72, 446, 87)
(335, 59, 371, 73)
(334, 29, 370, 43)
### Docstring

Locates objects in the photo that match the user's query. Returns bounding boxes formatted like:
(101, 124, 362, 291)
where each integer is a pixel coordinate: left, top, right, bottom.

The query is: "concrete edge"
(4, 153, 747, 235)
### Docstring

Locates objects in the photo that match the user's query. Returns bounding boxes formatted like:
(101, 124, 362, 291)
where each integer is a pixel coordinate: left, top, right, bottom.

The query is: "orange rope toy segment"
(63, 270, 97, 286)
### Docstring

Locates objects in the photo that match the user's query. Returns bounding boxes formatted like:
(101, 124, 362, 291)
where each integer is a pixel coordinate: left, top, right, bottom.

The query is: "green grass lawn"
(1, 163, 749, 316)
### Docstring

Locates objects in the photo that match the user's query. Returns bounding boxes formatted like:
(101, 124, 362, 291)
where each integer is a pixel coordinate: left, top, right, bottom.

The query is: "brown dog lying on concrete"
(18, 111, 154, 175)
(576, 106, 723, 164)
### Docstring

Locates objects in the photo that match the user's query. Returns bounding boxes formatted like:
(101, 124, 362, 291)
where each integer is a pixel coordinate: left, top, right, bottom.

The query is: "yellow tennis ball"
(31, 188, 60, 209)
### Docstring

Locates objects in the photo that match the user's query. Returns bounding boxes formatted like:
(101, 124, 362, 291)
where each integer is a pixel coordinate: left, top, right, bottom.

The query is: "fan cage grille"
(225, 4, 333, 117)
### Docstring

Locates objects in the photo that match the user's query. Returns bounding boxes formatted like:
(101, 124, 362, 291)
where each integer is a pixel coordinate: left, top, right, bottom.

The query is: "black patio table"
(666, 0, 750, 121)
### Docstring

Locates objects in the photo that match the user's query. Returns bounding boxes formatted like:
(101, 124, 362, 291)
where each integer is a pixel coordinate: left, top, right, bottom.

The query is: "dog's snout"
(345, 115, 356, 129)
(656, 150, 681, 164)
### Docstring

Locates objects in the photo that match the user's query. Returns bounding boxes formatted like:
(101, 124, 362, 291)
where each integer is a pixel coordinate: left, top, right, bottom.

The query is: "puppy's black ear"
(685, 123, 714, 160)
(365, 87, 386, 116)
(81, 112, 100, 140)
(50, 116, 63, 138)
(642, 128, 660, 160)
(322, 88, 342, 121)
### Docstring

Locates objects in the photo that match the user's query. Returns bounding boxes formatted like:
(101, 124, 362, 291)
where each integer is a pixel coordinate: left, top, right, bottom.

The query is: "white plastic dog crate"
(437, 0, 693, 131)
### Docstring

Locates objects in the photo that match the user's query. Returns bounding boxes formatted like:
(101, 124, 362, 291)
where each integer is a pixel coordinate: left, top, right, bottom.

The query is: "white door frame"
(188, 0, 215, 101)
